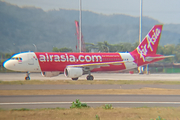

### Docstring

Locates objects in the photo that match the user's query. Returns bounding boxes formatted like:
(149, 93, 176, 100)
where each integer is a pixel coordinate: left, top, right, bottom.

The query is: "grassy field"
(1, 80, 180, 119)
(1, 88, 180, 95)
(1, 80, 180, 85)
(0, 107, 180, 120)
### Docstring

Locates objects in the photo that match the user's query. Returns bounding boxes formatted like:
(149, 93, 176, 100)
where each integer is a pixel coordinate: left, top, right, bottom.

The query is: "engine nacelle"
(41, 71, 61, 77)
(64, 67, 83, 78)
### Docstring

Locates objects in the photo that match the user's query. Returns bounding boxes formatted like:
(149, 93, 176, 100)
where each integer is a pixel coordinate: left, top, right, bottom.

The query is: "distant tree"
(163, 44, 175, 55)
(157, 45, 164, 55)
(52, 47, 59, 52)
(174, 45, 180, 62)
(52, 47, 73, 52)
(4, 53, 12, 59)
(133, 41, 139, 49)
(59, 47, 73, 52)
(85, 43, 98, 52)
(96, 41, 110, 52)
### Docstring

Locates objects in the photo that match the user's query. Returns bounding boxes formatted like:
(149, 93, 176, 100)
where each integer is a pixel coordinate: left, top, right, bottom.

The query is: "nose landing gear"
(25, 71, 30, 80)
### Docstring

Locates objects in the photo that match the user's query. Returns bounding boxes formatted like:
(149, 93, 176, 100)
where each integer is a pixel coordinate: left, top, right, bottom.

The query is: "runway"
(1, 84, 180, 109)
(1, 84, 180, 90)
(1, 95, 180, 109)
(1, 72, 180, 81)
(1, 73, 180, 109)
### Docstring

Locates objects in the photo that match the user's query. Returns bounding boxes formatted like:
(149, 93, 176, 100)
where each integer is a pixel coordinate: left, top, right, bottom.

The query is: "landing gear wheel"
(25, 72, 30, 80)
(86, 75, 94, 80)
(72, 77, 78, 80)
(25, 76, 30, 80)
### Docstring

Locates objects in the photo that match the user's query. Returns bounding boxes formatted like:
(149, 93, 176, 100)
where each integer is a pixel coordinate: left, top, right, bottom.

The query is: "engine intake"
(64, 67, 83, 78)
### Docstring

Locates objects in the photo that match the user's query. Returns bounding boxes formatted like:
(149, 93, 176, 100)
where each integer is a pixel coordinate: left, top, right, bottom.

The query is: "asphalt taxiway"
(1, 95, 180, 109)
(0, 72, 180, 81)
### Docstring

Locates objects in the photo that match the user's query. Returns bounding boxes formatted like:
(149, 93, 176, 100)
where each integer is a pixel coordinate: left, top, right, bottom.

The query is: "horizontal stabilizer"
(145, 55, 174, 62)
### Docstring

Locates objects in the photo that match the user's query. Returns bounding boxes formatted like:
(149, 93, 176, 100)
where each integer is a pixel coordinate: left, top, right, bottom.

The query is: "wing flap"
(67, 61, 132, 68)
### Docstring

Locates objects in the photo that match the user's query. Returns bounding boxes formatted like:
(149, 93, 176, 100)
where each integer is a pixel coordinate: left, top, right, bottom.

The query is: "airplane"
(3, 25, 172, 80)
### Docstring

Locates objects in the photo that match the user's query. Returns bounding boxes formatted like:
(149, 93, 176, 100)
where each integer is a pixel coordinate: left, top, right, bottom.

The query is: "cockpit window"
(11, 57, 22, 61)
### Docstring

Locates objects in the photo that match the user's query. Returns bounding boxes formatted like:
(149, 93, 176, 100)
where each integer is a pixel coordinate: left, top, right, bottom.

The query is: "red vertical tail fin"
(131, 25, 163, 62)
(75, 20, 86, 52)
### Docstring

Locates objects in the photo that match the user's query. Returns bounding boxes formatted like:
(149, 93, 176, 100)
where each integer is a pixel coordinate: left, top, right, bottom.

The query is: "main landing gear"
(86, 74, 94, 80)
(71, 74, 94, 81)
(86, 72, 94, 80)
(25, 71, 30, 80)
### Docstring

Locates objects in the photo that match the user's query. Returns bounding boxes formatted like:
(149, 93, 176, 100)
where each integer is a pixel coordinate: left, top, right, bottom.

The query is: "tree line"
(52, 41, 178, 63)
(0, 42, 178, 63)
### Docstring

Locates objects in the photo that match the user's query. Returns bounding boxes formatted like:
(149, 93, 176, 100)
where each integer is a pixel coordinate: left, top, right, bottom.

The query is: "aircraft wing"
(67, 61, 133, 70)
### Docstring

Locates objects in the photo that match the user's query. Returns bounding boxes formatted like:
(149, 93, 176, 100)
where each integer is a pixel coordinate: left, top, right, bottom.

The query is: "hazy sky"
(2, 0, 180, 24)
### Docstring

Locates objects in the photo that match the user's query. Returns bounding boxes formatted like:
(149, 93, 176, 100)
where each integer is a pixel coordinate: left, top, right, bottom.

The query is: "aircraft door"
(28, 54, 34, 65)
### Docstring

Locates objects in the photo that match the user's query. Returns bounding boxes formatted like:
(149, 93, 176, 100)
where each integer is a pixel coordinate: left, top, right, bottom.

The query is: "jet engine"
(41, 71, 61, 77)
(64, 67, 83, 78)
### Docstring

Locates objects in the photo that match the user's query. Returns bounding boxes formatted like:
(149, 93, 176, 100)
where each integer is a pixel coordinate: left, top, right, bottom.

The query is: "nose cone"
(3, 60, 11, 70)
(3, 60, 17, 71)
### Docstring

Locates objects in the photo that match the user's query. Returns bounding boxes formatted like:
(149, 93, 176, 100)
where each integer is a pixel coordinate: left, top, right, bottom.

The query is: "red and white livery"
(3, 25, 172, 80)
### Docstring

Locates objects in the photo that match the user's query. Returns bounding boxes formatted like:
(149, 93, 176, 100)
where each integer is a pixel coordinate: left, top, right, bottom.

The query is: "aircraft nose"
(3, 60, 12, 70)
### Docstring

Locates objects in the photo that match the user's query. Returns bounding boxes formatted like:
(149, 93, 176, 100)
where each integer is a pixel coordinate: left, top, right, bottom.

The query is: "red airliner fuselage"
(4, 25, 170, 80)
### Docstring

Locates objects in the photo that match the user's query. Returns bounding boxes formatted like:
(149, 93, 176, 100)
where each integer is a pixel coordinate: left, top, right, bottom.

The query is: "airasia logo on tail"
(137, 27, 161, 62)
(146, 28, 161, 51)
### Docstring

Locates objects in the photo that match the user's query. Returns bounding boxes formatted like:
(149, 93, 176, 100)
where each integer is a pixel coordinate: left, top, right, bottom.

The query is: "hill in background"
(0, 1, 180, 53)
